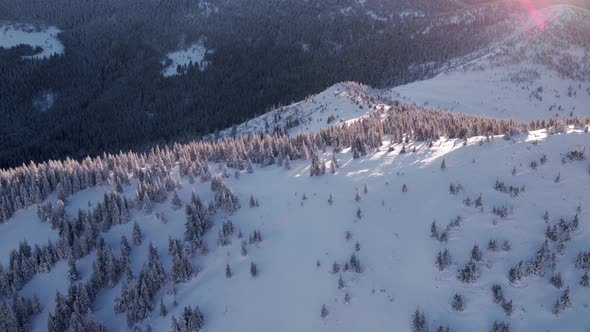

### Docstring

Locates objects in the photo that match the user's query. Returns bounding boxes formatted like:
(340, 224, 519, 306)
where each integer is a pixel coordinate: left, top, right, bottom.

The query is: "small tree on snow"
(411, 308, 428, 332)
(171, 190, 183, 210)
(225, 264, 232, 279)
(451, 293, 464, 312)
(581, 272, 590, 288)
(250, 262, 258, 277)
(471, 243, 483, 262)
(321, 304, 328, 319)
(160, 299, 167, 317)
(133, 221, 143, 246)
(440, 159, 447, 170)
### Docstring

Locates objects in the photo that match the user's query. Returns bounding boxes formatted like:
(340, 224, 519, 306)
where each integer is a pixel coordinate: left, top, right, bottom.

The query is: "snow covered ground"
(1, 4, 590, 332)
(0, 23, 64, 59)
(213, 5, 590, 139)
(2, 124, 589, 331)
(161, 40, 212, 77)
(389, 5, 590, 121)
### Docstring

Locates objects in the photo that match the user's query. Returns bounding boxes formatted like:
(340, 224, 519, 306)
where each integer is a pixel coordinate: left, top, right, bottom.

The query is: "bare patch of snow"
(0, 23, 64, 59)
(161, 40, 212, 77)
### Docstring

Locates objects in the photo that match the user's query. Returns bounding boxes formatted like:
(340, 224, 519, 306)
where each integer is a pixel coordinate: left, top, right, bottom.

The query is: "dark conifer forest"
(0, 0, 521, 167)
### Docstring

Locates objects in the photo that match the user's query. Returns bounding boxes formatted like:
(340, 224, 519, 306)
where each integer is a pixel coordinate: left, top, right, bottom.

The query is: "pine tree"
(581, 272, 590, 288)
(559, 286, 571, 309)
(338, 274, 345, 289)
(160, 299, 167, 317)
(457, 260, 479, 283)
(471, 243, 483, 262)
(120, 235, 131, 258)
(491, 284, 504, 304)
(344, 292, 350, 303)
(451, 293, 464, 312)
(225, 264, 232, 279)
(170, 315, 180, 332)
(328, 194, 333, 205)
(68, 258, 78, 283)
(402, 184, 408, 193)
(171, 190, 183, 210)
(440, 159, 446, 170)
(550, 273, 563, 288)
(502, 299, 513, 317)
(411, 308, 428, 332)
(320, 304, 328, 319)
(431, 221, 439, 239)
(250, 262, 258, 277)
(133, 221, 143, 246)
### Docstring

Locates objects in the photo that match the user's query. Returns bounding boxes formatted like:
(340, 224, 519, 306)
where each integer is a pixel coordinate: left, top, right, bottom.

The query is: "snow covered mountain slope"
(212, 82, 379, 138)
(1, 120, 589, 331)
(213, 5, 590, 139)
(389, 5, 590, 121)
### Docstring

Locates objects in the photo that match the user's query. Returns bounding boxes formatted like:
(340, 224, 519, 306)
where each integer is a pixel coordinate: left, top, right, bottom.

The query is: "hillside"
(213, 5, 590, 139)
(389, 5, 590, 121)
(0, 95, 589, 331)
(2, 3, 590, 332)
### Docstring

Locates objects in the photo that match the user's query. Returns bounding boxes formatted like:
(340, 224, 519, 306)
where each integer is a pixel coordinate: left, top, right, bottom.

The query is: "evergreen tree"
(471, 243, 483, 262)
(171, 190, 183, 210)
(120, 235, 131, 258)
(451, 293, 464, 312)
(581, 272, 590, 288)
(133, 222, 143, 246)
(320, 304, 328, 319)
(225, 264, 232, 279)
(411, 308, 428, 332)
(160, 299, 167, 317)
(250, 262, 258, 277)
(491, 284, 504, 304)
(68, 258, 78, 283)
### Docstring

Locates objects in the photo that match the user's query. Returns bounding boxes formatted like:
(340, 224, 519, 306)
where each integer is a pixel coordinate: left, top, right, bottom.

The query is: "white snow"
(5, 125, 590, 331)
(390, 5, 590, 121)
(161, 40, 212, 77)
(0, 23, 64, 59)
(2, 4, 590, 332)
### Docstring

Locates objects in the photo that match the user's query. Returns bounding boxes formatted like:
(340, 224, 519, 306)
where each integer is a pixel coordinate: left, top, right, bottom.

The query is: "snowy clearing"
(161, 41, 212, 77)
(0, 23, 64, 59)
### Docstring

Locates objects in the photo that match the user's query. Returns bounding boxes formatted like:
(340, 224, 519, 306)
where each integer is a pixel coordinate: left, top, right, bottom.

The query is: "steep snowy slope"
(212, 82, 379, 138)
(390, 5, 590, 121)
(1, 121, 589, 331)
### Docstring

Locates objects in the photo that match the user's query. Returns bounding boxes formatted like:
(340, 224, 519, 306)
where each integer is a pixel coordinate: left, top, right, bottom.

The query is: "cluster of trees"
(114, 243, 166, 327)
(493, 179, 525, 197)
(0, 295, 42, 331)
(170, 305, 204, 332)
(2, 96, 587, 227)
(48, 284, 107, 332)
(169, 238, 194, 284)
(184, 192, 212, 249)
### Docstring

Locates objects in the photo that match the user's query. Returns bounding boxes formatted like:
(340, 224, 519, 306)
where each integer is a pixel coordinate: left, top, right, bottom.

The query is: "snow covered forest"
(1, 1, 590, 331)
(0, 81, 589, 330)
(0, 0, 537, 168)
